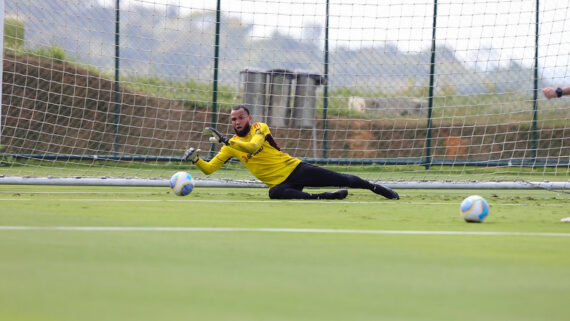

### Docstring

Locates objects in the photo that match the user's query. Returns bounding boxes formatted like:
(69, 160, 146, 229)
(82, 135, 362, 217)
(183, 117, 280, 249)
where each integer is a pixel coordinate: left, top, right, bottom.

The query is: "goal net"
(1, 0, 569, 189)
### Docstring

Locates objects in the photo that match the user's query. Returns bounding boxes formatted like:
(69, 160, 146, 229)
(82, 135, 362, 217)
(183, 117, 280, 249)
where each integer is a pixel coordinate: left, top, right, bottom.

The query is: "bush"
(4, 16, 24, 53)
(27, 46, 69, 62)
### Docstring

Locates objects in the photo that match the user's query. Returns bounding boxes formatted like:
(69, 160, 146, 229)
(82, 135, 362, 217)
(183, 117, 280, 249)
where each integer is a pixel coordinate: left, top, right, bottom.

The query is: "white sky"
(96, 0, 570, 81)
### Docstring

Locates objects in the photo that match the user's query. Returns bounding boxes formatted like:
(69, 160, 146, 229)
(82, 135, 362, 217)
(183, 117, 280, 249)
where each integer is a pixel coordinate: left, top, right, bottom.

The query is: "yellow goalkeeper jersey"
(194, 122, 301, 187)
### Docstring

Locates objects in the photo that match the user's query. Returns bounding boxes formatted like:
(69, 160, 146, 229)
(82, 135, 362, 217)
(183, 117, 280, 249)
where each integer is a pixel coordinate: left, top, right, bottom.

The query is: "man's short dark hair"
(232, 105, 250, 115)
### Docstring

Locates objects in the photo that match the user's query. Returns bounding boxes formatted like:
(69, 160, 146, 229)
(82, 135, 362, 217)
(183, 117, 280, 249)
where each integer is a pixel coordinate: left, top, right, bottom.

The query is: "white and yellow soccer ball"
(170, 171, 194, 196)
(460, 195, 489, 223)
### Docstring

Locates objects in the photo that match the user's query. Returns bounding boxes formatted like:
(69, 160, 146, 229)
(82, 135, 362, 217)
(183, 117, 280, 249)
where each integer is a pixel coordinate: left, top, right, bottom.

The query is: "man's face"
(231, 108, 252, 137)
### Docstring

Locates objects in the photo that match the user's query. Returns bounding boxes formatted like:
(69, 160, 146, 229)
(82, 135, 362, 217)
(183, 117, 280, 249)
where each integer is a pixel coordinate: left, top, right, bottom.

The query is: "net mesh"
(1, 0, 569, 184)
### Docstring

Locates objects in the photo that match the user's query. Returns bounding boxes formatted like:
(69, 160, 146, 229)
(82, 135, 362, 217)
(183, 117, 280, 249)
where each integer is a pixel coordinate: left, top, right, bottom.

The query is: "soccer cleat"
(372, 184, 399, 200)
(317, 189, 348, 200)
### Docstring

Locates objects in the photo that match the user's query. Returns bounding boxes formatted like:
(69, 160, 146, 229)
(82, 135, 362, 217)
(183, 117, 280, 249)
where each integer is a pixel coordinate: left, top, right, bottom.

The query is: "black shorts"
(281, 162, 359, 188)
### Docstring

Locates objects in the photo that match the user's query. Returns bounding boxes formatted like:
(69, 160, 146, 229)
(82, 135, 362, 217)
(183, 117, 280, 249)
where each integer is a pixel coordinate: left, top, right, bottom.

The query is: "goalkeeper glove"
(204, 127, 229, 146)
(183, 147, 201, 163)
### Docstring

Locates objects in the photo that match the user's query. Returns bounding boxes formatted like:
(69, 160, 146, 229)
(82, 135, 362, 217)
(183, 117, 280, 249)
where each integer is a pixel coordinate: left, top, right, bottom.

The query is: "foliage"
(4, 16, 24, 53)
(4, 17, 70, 63)
(0, 145, 12, 167)
(125, 76, 237, 111)
(25, 45, 69, 62)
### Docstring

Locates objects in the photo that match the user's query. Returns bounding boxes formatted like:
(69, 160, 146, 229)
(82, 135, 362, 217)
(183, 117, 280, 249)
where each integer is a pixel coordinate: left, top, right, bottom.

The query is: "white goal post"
(0, 176, 569, 191)
(0, 0, 568, 189)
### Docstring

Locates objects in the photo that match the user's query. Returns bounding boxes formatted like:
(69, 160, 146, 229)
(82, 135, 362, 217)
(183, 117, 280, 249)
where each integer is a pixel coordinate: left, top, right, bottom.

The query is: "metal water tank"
(292, 72, 325, 128)
(267, 69, 294, 127)
(239, 68, 268, 123)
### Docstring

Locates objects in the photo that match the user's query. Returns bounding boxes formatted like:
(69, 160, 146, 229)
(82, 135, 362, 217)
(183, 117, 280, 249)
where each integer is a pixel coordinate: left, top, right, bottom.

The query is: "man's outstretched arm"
(542, 86, 570, 99)
(228, 132, 266, 154)
(183, 147, 230, 175)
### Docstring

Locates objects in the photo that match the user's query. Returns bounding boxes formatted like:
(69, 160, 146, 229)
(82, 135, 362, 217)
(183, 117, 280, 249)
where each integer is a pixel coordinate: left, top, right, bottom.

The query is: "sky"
(96, 0, 569, 82)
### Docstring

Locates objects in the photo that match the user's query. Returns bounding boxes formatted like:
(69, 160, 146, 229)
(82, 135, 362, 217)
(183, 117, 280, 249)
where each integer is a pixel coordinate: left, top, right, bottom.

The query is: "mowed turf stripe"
(1, 225, 569, 237)
(0, 198, 565, 206)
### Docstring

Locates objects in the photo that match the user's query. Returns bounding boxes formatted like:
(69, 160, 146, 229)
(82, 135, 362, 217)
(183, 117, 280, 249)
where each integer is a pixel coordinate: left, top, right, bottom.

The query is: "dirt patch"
(2, 55, 568, 161)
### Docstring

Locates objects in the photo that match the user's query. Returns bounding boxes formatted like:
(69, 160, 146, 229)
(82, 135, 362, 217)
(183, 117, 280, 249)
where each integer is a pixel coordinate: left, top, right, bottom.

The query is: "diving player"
(184, 105, 399, 200)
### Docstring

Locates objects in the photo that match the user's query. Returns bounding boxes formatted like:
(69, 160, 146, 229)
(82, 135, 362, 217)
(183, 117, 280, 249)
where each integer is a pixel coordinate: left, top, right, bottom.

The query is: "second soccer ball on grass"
(460, 195, 489, 223)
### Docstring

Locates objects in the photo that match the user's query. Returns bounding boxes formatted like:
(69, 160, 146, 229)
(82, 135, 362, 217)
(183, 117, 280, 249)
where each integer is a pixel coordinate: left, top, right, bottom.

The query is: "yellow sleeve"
(194, 147, 233, 175)
(229, 133, 265, 154)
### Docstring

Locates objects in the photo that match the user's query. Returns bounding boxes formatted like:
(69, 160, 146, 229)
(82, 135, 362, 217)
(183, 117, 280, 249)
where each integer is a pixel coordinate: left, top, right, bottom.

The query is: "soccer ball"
(460, 195, 489, 223)
(170, 171, 194, 196)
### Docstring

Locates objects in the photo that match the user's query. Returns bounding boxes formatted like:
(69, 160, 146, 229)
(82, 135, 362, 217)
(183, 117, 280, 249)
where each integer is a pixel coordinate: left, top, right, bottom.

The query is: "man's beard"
(234, 123, 251, 137)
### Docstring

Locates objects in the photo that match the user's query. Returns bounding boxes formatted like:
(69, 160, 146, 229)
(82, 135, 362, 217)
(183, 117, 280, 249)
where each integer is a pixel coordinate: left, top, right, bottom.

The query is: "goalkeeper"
(184, 105, 399, 200)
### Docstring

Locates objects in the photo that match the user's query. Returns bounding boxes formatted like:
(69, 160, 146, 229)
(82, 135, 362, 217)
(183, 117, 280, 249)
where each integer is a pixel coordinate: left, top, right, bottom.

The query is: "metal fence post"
(0, 0, 4, 151)
(424, 0, 438, 170)
(113, 0, 120, 155)
(322, 0, 330, 159)
(531, 0, 540, 164)
(209, 0, 222, 158)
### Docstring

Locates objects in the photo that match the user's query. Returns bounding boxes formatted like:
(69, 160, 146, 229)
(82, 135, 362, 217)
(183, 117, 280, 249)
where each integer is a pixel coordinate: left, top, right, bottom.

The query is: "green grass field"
(1, 185, 569, 321)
